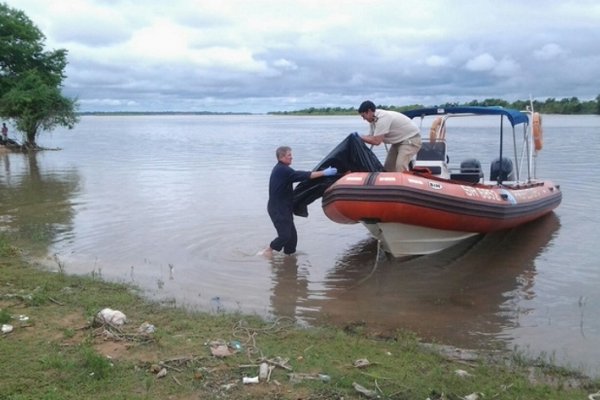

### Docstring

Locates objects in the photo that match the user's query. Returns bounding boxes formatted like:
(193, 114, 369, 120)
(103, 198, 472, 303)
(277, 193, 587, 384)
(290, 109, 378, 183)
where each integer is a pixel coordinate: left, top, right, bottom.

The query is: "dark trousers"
(269, 214, 298, 255)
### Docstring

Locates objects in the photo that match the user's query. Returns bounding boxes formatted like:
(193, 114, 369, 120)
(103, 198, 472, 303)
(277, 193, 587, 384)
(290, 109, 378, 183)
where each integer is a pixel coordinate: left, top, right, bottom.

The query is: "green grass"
(1, 234, 598, 399)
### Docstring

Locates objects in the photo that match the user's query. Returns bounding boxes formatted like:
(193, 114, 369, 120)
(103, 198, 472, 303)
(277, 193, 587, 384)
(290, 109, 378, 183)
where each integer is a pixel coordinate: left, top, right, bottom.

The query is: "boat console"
(414, 141, 450, 178)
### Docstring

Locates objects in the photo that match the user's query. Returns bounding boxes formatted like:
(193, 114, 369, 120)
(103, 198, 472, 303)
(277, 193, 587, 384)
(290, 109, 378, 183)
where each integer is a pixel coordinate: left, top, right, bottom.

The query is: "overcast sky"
(11, 0, 600, 113)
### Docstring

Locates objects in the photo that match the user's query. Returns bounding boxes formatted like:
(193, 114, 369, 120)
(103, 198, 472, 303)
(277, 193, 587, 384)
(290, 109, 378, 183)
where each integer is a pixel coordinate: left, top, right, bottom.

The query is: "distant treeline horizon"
(77, 96, 600, 116)
(269, 96, 600, 116)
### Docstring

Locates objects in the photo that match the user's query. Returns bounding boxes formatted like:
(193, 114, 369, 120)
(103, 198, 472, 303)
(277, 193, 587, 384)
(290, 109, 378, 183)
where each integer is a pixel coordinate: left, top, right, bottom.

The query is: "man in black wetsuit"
(263, 146, 337, 257)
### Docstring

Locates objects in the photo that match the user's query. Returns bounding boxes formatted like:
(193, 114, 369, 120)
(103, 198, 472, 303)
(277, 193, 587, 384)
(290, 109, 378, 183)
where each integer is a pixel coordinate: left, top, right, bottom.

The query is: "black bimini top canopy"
(402, 106, 529, 127)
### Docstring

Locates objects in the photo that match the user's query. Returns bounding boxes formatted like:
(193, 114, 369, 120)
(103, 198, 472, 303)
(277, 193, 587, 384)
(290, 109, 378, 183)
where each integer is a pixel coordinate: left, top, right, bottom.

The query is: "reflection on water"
(269, 255, 310, 322)
(297, 213, 560, 350)
(0, 153, 80, 253)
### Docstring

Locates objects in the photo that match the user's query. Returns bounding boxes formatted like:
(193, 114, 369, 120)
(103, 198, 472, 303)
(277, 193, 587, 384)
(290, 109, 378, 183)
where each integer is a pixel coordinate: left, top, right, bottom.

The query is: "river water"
(1, 114, 599, 376)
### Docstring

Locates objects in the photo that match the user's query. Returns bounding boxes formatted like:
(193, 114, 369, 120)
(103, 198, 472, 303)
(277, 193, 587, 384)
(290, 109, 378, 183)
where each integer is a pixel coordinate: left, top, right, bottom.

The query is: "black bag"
(293, 133, 384, 217)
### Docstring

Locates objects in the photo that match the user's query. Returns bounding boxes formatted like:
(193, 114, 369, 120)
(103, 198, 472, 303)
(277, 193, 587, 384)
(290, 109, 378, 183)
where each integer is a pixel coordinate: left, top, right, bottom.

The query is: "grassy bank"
(1, 235, 598, 399)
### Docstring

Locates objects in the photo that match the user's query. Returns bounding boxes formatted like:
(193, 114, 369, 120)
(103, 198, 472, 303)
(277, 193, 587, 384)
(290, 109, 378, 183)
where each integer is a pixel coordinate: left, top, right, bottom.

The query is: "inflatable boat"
(321, 105, 562, 257)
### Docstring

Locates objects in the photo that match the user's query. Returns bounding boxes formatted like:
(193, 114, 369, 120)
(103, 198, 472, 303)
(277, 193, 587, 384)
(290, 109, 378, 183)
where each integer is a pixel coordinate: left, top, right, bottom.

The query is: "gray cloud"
(15, 0, 600, 112)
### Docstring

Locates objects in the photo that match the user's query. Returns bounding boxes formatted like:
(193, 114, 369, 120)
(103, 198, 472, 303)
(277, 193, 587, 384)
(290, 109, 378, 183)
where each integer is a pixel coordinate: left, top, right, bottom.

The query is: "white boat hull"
(361, 221, 479, 257)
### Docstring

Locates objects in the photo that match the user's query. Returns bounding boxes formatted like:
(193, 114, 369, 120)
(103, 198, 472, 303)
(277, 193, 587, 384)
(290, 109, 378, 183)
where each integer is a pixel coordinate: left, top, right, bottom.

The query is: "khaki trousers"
(384, 135, 422, 172)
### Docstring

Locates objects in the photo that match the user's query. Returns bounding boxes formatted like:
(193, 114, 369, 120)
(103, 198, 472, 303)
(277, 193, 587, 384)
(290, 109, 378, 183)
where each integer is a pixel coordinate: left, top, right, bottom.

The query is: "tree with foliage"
(0, 3, 78, 149)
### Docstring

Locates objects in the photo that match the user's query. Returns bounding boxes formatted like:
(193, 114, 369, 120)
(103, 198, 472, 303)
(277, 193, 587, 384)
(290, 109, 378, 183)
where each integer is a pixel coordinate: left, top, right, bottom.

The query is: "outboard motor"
(460, 158, 482, 174)
(457, 158, 484, 182)
(490, 157, 514, 181)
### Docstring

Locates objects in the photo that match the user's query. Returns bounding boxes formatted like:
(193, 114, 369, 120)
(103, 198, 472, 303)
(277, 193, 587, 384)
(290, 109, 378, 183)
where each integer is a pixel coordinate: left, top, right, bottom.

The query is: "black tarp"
(292, 133, 384, 217)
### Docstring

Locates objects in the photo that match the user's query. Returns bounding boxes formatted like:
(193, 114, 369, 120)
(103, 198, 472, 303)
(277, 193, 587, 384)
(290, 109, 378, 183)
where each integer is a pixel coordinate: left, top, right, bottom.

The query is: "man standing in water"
(356, 100, 422, 172)
(263, 146, 337, 257)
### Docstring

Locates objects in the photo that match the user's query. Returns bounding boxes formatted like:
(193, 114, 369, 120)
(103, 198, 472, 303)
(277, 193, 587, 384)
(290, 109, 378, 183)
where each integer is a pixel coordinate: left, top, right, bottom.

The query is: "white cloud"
(127, 20, 194, 62)
(273, 59, 298, 71)
(533, 43, 566, 60)
(8, 0, 600, 112)
(464, 53, 496, 72)
(80, 98, 139, 107)
(425, 55, 450, 68)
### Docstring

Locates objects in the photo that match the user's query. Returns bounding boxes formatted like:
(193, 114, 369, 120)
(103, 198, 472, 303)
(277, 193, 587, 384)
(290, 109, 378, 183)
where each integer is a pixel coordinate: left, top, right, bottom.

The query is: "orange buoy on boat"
(533, 112, 543, 151)
(429, 116, 446, 143)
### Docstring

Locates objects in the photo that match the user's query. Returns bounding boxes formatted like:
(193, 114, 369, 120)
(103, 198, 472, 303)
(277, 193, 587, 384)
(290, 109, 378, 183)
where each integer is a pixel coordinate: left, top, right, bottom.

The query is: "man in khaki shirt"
(357, 100, 422, 172)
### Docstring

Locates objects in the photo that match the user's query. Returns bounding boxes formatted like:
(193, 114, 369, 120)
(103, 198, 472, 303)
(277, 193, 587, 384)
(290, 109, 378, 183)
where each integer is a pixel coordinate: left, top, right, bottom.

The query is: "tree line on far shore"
(269, 96, 600, 116)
